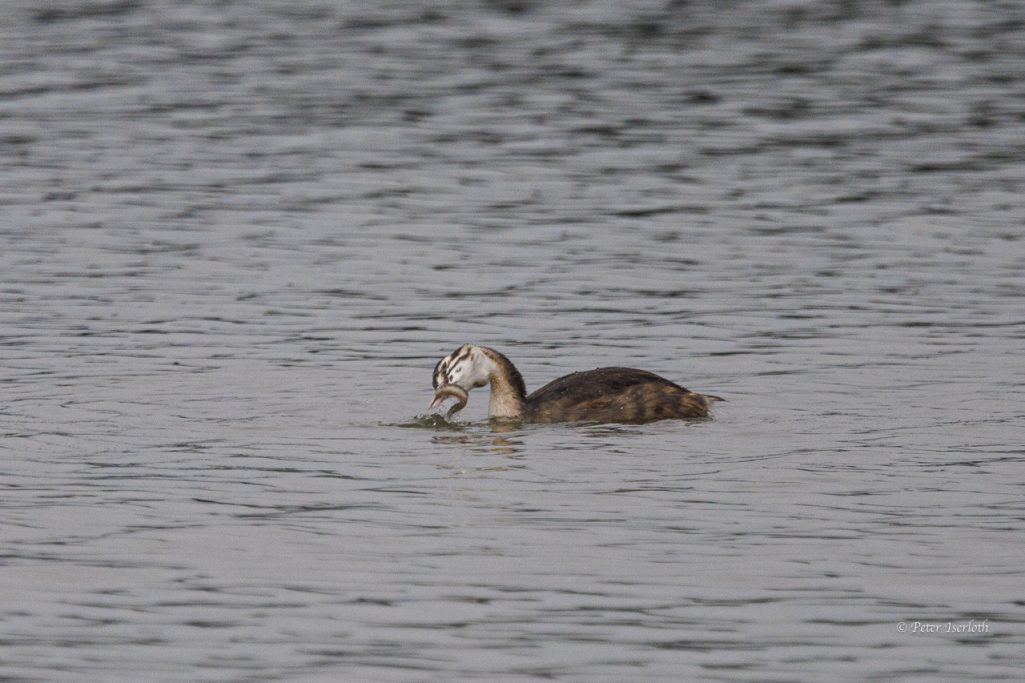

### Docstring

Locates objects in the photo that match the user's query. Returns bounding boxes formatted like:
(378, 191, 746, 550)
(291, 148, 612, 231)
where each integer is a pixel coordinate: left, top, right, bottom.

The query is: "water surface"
(2, 1, 1023, 680)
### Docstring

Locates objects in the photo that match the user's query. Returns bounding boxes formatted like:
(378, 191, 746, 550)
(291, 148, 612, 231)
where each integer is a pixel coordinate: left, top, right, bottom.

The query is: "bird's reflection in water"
(395, 411, 525, 457)
(431, 432, 524, 458)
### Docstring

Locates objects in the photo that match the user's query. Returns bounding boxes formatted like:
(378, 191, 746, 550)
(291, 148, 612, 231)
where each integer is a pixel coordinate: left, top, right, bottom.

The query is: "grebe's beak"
(430, 384, 468, 416)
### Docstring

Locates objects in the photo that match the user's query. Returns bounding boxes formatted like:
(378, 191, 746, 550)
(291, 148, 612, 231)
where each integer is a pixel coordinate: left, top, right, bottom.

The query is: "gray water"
(2, 1, 1024, 680)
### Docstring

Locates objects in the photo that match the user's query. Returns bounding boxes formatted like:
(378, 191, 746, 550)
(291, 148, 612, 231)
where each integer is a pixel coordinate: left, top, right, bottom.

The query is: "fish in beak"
(430, 384, 468, 418)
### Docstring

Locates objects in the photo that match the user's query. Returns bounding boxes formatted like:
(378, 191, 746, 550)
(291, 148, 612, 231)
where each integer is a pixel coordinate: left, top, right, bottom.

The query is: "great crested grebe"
(430, 344, 720, 424)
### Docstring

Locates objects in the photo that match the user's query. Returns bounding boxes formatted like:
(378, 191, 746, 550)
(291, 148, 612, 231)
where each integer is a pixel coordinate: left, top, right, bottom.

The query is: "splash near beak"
(430, 384, 468, 417)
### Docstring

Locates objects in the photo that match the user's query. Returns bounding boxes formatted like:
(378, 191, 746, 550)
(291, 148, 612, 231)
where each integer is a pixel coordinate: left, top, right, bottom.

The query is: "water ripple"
(2, 0, 1024, 680)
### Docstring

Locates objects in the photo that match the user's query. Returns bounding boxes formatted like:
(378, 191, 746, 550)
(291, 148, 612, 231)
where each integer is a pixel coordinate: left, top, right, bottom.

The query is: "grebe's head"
(432, 344, 492, 391)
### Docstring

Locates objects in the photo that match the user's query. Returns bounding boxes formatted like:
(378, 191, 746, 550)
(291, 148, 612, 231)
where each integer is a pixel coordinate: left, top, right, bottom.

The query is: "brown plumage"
(524, 367, 715, 423)
(431, 345, 720, 424)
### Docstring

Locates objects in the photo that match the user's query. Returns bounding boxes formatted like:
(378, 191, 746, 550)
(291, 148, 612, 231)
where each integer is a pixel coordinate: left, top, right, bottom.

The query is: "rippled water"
(2, 1, 1024, 680)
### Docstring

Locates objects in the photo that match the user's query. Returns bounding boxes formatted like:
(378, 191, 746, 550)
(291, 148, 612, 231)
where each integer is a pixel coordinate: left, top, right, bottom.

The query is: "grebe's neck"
(479, 347, 527, 419)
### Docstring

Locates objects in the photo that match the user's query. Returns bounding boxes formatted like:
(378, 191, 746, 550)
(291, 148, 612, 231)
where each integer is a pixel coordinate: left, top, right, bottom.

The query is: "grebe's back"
(525, 367, 715, 423)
